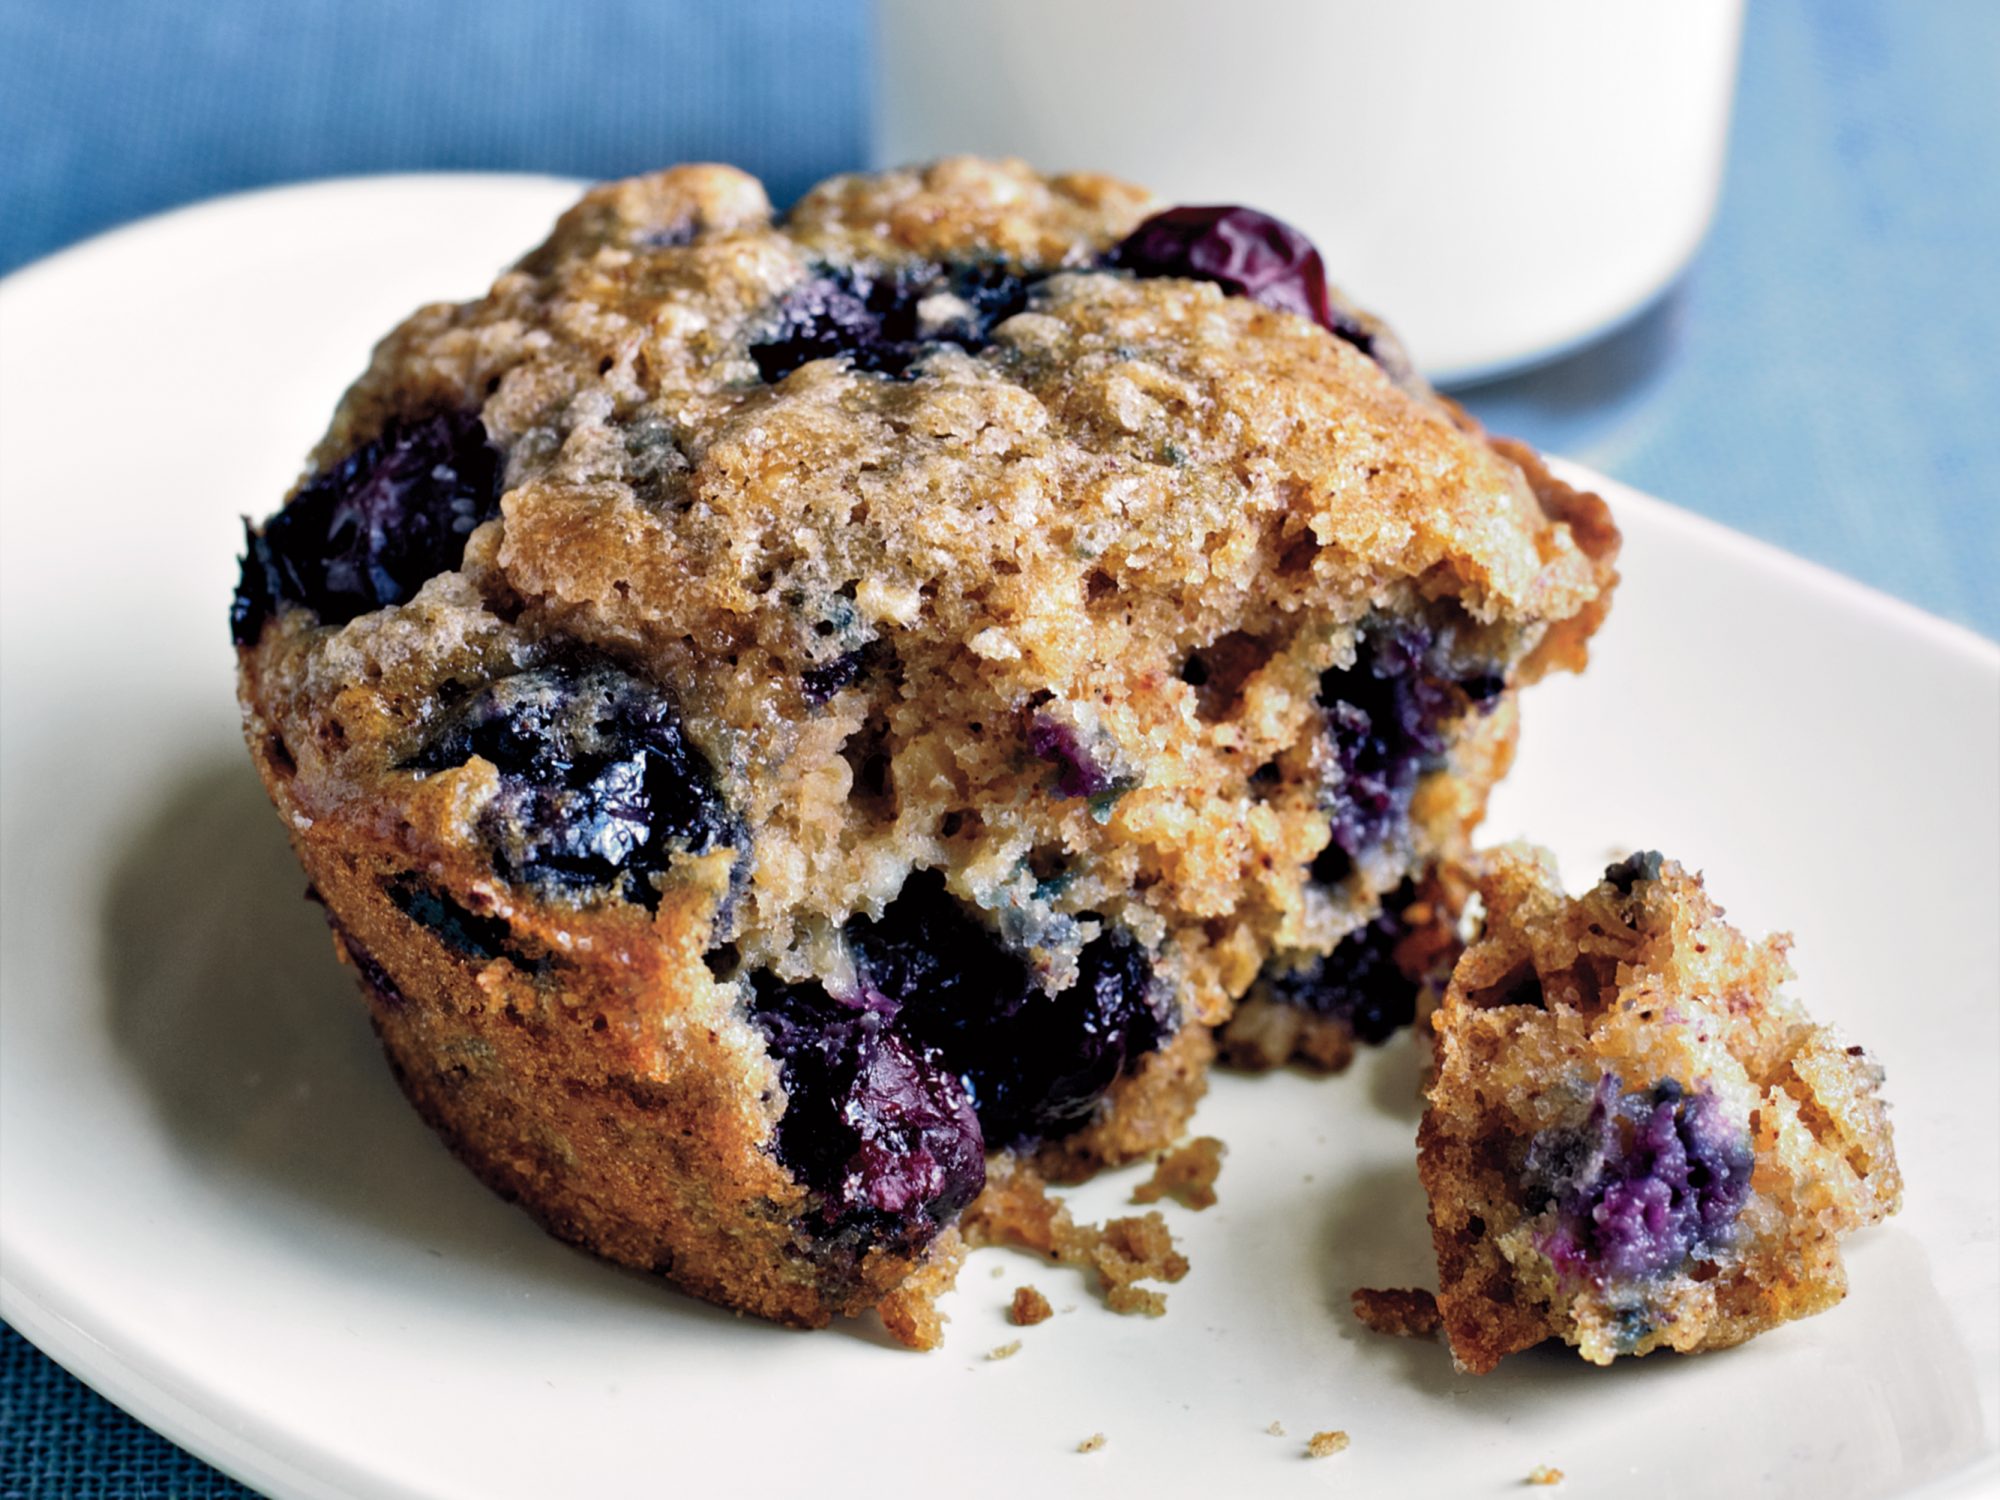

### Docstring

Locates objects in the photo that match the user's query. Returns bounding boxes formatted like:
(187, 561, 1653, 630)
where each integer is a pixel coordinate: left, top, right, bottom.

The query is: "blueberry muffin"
(1418, 846, 1901, 1372)
(231, 158, 1618, 1343)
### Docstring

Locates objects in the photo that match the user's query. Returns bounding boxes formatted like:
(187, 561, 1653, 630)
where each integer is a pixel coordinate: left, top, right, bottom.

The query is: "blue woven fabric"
(1461, 0, 2000, 639)
(2, 0, 1995, 1495)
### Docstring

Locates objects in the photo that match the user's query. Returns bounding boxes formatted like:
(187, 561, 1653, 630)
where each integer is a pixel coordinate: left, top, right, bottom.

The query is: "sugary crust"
(235, 159, 1618, 1341)
(1418, 846, 1902, 1372)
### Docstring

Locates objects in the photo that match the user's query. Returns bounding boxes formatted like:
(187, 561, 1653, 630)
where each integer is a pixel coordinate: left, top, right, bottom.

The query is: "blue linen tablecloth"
(2, 1, 1994, 1495)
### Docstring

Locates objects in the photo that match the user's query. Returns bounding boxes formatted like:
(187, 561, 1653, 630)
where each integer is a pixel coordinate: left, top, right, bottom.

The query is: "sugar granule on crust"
(1307, 1431, 1350, 1458)
(964, 1157, 1189, 1316)
(1010, 1285, 1055, 1325)
(1351, 1286, 1443, 1338)
(1132, 1135, 1226, 1210)
(1419, 845, 1902, 1372)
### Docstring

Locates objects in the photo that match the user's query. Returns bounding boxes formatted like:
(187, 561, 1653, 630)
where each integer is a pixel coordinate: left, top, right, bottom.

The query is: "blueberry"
(386, 877, 536, 968)
(750, 273, 887, 380)
(800, 639, 894, 706)
(1314, 627, 1470, 880)
(849, 872, 1172, 1148)
(406, 663, 735, 908)
(751, 262, 1037, 382)
(1604, 850, 1666, 895)
(748, 974, 985, 1254)
(801, 651, 866, 705)
(232, 411, 502, 644)
(1025, 714, 1116, 799)
(1527, 1076, 1754, 1286)
(1261, 880, 1422, 1044)
(1106, 205, 1382, 360)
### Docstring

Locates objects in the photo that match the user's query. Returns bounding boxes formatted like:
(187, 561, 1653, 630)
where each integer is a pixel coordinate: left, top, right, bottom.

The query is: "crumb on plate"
(965, 1157, 1189, 1317)
(1131, 1135, 1226, 1210)
(1351, 1286, 1443, 1338)
(1011, 1285, 1054, 1325)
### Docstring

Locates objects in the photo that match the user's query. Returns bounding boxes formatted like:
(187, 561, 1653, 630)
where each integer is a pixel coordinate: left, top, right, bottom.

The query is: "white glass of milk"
(873, 0, 1743, 384)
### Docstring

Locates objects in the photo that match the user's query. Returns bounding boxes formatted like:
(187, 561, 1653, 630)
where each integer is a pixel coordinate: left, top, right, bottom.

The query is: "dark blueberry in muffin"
(801, 649, 869, 706)
(850, 872, 1172, 1148)
(751, 262, 1038, 382)
(749, 974, 985, 1253)
(750, 273, 888, 381)
(1525, 1076, 1755, 1283)
(231, 410, 503, 643)
(407, 663, 733, 907)
(1604, 850, 1666, 894)
(1313, 628, 1466, 881)
(1026, 714, 1117, 799)
(1108, 205, 1380, 359)
(1262, 880, 1422, 1045)
(386, 878, 533, 967)
(952, 926, 1165, 1147)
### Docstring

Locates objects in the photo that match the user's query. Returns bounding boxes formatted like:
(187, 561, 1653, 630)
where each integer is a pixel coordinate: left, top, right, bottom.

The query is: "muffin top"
(235, 157, 1614, 1016)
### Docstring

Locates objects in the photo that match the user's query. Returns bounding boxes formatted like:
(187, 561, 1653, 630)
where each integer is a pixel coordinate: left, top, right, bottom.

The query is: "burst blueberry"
(748, 974, 985, 1254)
(848, 871, 1172, 1148)
(407, 663, 734, 908)
(1261, 881, 1423, 1044)
(751, 262, 1036, 382)
(231, 410, 502, 644)
(1313, 628, 1470, 882)
(387, 878, 534, 967)
(1026, 714, 1117, 799)
(1525, 1076, 1755, 1284)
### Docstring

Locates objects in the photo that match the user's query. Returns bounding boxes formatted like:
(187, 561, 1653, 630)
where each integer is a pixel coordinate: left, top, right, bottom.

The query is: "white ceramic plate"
(2, 177, 1995, 1500)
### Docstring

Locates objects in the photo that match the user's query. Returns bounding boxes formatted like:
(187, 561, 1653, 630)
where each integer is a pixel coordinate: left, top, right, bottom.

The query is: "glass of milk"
(873, 0, 1743, 384)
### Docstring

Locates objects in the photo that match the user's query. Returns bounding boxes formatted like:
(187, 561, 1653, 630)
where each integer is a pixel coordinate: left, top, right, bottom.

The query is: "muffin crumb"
(1077, 1433, 1107, 1454)
(1421, 846, 1902, 1371)
(1307, 1431, 1350, 1458)
(1266, 1421, 1286, 1437)
(1132, 1135, 1226, 1210)
(1527, 1465, 1565, 1486)
(1351, 1286, 1443, 1338)
(966, 1157, 1189, 1316)
(986, 1340, 1022, 1361)
(1011, 1285, 1054, 1325)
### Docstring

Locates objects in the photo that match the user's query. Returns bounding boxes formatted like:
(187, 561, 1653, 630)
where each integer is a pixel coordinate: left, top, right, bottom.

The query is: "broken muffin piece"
(1418, 846, 1901, 1372)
